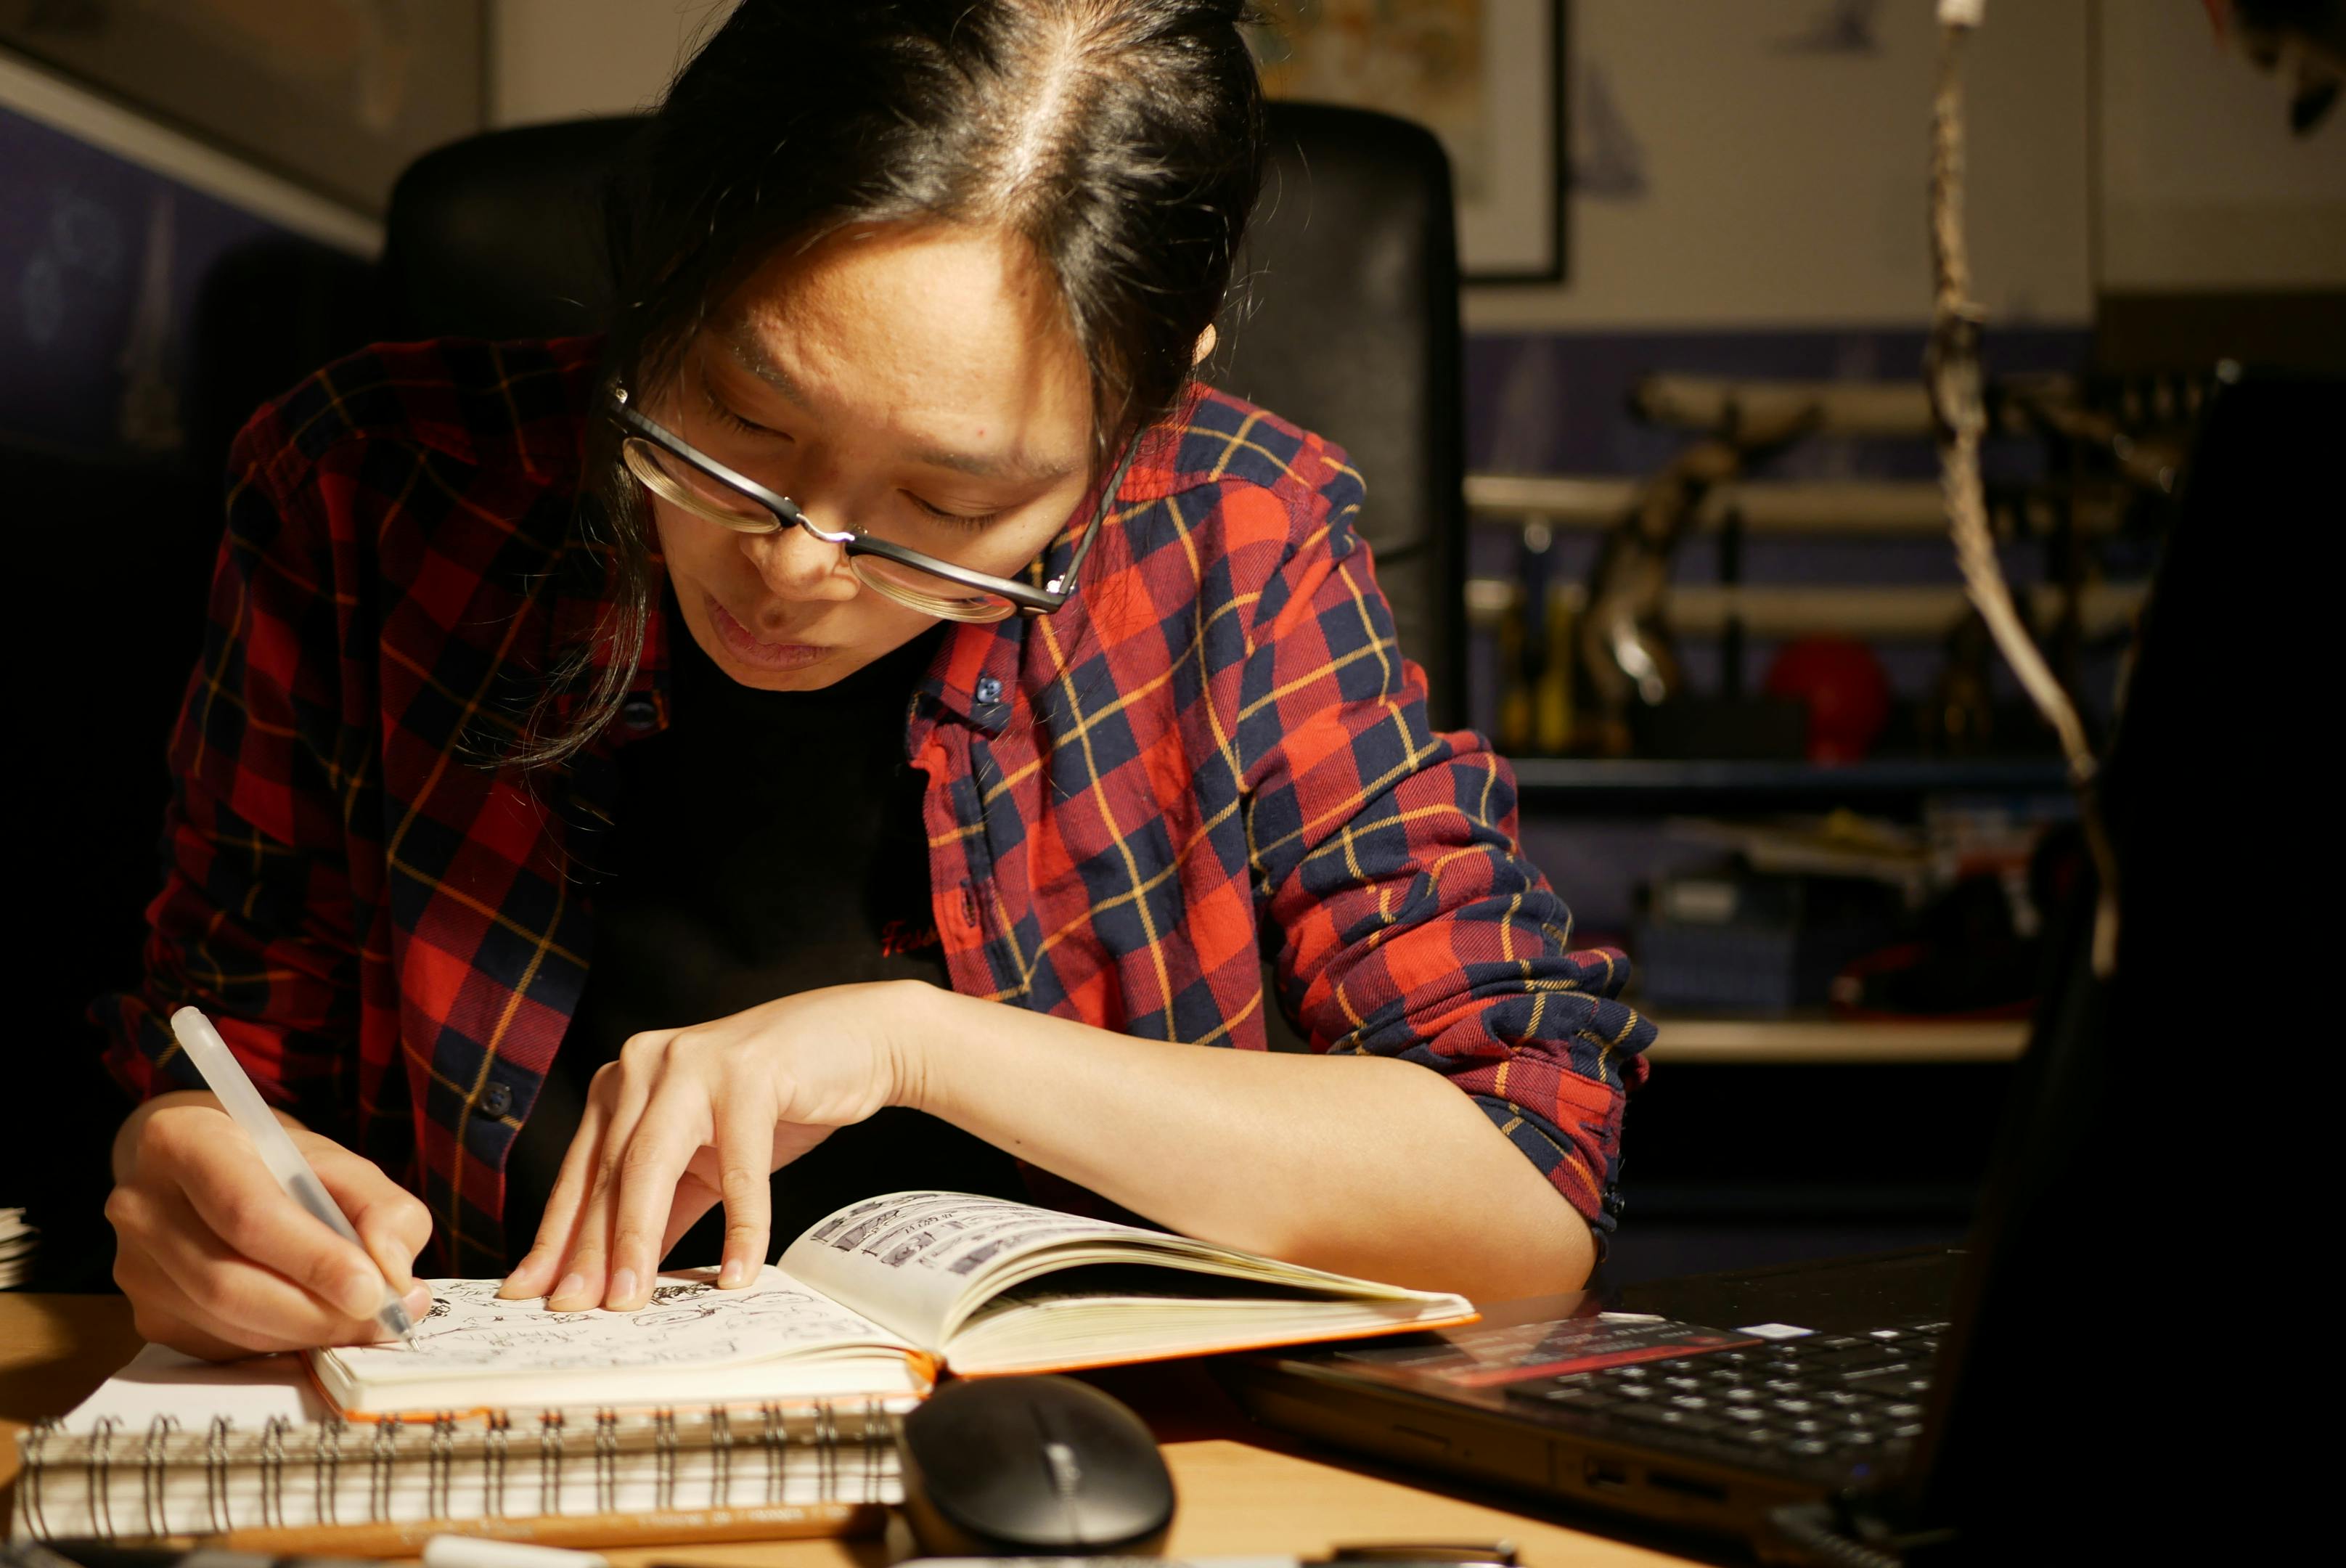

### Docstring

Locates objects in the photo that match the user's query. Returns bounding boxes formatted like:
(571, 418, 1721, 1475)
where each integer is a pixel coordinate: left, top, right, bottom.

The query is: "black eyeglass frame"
(607, 385, 1135, 617)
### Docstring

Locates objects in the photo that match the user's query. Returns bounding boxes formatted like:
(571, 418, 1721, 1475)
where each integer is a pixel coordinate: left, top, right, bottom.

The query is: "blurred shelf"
(1463, 577, 2148, 639)
(1466, 473, 2124, 537)
(1511, 756, 2070, 809)
(1642, 1015, 2029, 1064)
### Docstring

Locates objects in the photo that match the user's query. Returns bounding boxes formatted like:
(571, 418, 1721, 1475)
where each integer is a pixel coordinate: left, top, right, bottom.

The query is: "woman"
(98, 0, 1651, 1360)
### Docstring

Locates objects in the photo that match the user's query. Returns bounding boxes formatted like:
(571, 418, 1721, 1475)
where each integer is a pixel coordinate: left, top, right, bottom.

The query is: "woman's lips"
(706, 595, 823, 671)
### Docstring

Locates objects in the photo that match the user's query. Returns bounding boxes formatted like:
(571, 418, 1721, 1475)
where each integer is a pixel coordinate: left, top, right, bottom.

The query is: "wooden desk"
(0, 1295, 1696, 1567)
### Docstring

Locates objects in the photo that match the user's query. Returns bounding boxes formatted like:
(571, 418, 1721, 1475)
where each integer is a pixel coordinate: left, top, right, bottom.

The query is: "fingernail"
(552, 1271, 588, 1306)
(403, 1282, 433, 1315)
(609, 1266, 638, 1307)
(718, 1257, 745, 1288)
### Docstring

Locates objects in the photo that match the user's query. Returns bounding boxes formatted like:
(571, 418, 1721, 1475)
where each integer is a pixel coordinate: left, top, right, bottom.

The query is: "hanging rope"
(1925, 1, 2120, 976)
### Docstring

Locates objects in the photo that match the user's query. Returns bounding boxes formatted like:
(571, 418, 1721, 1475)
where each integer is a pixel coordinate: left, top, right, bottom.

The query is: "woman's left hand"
(499, 981, 926, 1310)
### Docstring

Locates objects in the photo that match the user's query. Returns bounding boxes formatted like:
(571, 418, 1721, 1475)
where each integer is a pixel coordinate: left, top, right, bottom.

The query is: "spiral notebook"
(12, 1352, 900, 1552)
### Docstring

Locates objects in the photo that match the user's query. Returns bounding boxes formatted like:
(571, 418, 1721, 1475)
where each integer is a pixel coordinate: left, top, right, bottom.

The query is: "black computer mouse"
(897, 1374, 1176, 1556)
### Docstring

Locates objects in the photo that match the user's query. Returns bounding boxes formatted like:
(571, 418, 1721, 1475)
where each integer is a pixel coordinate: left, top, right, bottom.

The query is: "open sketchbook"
(313, 1189, 1476, 1416)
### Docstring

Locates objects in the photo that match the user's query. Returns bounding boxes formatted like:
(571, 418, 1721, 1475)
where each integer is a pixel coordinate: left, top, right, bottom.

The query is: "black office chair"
(380, 105, 1466, 728)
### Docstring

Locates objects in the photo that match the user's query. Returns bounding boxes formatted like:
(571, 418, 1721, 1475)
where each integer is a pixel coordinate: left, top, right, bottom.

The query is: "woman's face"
(642, 222, 1096, 690)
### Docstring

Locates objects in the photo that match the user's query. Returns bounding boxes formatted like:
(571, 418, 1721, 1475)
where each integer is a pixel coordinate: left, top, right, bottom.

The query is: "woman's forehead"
(712, 225, 1093, 465)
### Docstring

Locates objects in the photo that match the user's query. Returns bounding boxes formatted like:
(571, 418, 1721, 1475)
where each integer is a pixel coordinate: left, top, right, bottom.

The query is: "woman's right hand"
(105, 1092, 434, 1360)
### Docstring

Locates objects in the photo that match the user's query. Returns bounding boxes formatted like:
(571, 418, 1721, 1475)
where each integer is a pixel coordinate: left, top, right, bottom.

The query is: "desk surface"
(0, 1294, 1698, 1567)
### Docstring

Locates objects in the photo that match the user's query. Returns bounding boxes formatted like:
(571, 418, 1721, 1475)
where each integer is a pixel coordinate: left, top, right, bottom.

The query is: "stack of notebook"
(12, 1189, 1476, 1551)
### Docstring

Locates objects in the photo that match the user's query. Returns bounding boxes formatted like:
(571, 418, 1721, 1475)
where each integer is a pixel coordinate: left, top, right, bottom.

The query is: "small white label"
(1736, 1322, 1816, 1340)
(1598, 1311, 1668, 1323)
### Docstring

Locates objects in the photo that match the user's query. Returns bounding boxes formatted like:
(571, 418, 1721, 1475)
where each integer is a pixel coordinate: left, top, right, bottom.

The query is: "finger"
(713, 1100, 773, 1289)
(115, 1183, 385, 1354)
(167, 1122, 385, 1322)
(501, 1090, 613, 1299)
(605, 1082, 716, 1308)
(659, 1167, 724, 1263)
(115, 1246, 268, 1361)
(309, 1141, 433, 1292)
(549, 1048, 665, 1310)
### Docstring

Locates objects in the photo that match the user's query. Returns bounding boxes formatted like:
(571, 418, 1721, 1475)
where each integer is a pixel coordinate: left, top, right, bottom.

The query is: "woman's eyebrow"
(910, 442, 1078, 483)
(723, 328, 1079, 484)
(722, 329, 813, 407)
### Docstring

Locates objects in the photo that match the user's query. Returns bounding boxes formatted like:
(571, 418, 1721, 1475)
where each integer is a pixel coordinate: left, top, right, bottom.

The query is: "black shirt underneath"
(501, 613, 1027, 1270)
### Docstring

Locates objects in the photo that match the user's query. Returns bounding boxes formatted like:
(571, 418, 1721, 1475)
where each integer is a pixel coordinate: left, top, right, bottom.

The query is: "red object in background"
(1764, 637, 1892, 764)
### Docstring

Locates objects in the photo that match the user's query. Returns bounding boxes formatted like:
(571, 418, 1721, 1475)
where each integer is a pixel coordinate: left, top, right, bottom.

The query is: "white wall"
(1463, 0, 2093, 332)
(487, 0, 2339, 326)
(491, 0, 733, 127)
(2096, 0, 2346, 291)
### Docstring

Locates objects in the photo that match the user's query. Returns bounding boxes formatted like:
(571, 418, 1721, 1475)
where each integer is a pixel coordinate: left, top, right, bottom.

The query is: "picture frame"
(1248, 0, 1567, 284)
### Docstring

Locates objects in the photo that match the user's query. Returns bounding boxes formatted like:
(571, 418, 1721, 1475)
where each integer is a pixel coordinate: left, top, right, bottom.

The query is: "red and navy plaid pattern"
(99, 338, 1653, 1275)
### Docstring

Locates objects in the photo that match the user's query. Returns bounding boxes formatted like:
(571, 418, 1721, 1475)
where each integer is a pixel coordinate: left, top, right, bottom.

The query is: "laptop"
(1225, 373, 2331, 1563)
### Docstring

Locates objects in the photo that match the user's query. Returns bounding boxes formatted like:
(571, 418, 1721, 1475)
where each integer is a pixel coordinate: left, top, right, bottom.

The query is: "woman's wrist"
(876, 979, 963, 1116)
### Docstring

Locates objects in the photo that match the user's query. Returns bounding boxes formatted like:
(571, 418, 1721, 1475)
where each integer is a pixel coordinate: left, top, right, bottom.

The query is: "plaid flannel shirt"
(99, 338, 1653, 1275)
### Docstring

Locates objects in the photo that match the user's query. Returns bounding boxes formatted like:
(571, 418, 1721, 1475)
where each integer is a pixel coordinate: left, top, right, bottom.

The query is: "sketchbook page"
(944, 1286, 1476, 1376)
(777, 1192, 1151, 1350)
(934, 1237, 1467, 1342)
(54, 1343, 328, 1434)
(312, 1265, 913, 1400)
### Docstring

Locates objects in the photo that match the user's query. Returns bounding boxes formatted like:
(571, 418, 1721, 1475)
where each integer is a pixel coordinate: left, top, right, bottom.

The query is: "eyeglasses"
(608, 385, 1132, 623)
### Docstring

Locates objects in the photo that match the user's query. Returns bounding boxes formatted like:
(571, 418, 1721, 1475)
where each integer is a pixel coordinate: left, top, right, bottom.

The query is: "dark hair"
(514, 0, 1265, 767)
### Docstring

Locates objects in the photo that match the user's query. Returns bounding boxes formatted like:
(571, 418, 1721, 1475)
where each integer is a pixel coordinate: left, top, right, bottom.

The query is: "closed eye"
(907, 493, 1001, 529)
(709, 400, 785, 439)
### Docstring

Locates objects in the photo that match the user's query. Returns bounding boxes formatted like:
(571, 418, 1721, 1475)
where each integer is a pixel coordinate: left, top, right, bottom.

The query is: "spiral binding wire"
(651, 1409, 679, 1512)
(485, 1410, 512, 1519)
(13, 1402, 902, 1543)
(139, 1416, 177, 1540)
(593, 1411, 621, 1514)
(316, 1415, 347, 1527)
(203, 1416, 234, 1536)
(86, 1417, 119, 1540)
(428, 1415, 459, 1521)
(258, 1417, 290, 1530)
(538, 1410, 565, 1520)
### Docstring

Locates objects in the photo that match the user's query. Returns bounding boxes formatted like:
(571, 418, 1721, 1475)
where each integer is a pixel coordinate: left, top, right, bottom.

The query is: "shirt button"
(974, 676, 1002, 704)
(479, 1082, 515, 1118)
(619, 695, 659, 731)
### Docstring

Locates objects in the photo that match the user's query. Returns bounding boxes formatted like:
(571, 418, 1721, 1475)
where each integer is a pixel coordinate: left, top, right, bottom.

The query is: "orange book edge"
(302, 1348, 941, 1423)
(944, 1307, 1483, 1378)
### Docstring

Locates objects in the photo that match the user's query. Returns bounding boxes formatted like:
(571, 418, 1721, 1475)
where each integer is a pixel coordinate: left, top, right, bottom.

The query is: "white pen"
(422, 1538, 609, 1568)
(168, 1005, 419, 1347)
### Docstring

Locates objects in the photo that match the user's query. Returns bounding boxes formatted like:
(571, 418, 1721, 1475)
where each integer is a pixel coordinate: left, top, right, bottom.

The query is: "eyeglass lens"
(622, 435, 1021, 623)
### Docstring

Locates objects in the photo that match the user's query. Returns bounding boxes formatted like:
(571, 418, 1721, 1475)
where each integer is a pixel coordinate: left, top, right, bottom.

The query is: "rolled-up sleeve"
(94, 430, 367, 1140)
(1237, 466, 1652, 1238)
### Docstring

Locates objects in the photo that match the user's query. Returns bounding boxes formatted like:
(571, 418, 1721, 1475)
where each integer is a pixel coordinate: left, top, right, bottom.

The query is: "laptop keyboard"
(1503, 1321, 1948, 1474)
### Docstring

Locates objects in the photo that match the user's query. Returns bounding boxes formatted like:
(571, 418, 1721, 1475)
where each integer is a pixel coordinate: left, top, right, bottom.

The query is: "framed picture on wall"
(1248, 0, 1566, 283)
(0, 0, 486, 217)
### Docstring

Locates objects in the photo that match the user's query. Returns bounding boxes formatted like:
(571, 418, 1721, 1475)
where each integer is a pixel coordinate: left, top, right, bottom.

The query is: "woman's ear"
(1192, 323, 1217, 365)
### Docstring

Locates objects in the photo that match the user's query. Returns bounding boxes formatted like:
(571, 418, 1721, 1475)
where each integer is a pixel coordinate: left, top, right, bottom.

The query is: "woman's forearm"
(889, 982, 1596, 1302)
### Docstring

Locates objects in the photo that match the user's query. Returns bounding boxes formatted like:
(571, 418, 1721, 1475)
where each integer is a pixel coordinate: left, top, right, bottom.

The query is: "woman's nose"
(743, 517, 858, 601)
